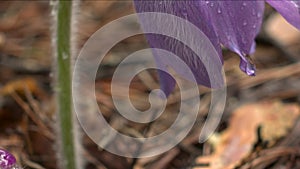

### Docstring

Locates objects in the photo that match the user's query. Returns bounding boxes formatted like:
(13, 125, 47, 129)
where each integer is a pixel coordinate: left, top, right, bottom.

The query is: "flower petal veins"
(134, 0, 300, 95)
(134, 0, 223, 95)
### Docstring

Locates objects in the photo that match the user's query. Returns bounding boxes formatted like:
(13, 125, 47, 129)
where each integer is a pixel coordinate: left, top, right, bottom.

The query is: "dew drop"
(226, 36, 230, 40)
(246, 62, 256, 76)
(210, 2, 214, 7)
(257, 12, 262, 18)
(225, 32, 231, 41)
(62, 52, 68, 60)
(217, 7, 222, 14)
(252, 24, 257, 29)
(242, 37, 247, 44)
(243, 55, 256, 76)
(241, 2, 247, 10)
(242, 20, 247, 26)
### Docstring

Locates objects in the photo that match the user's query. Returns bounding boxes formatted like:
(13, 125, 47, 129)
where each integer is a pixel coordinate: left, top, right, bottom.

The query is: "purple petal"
(266, 0, 300, 30)
(134, 1, 223, 95)
(0, 149, 17, 169)
(204, 1, 264, 75)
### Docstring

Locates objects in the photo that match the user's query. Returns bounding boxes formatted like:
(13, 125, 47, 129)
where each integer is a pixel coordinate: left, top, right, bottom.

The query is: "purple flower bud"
(0, 149, 18, 169)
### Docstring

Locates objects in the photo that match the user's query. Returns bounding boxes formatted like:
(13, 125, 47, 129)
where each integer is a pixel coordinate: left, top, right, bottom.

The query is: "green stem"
(55, 1, 76, 168)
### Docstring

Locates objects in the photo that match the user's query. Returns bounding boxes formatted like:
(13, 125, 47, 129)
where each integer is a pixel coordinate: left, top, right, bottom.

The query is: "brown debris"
(195, 101, 300, 169)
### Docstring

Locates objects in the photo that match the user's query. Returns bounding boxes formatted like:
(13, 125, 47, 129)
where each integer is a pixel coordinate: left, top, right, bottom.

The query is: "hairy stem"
(53, 1, 76, 168)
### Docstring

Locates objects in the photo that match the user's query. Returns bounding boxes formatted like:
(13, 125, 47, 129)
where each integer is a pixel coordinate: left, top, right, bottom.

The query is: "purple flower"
(134, 0, 300, 95)
(0, 149, 19, 169)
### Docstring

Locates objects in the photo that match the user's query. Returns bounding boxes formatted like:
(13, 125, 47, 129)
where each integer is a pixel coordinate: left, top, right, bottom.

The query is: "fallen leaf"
(194, 101, 300, 169)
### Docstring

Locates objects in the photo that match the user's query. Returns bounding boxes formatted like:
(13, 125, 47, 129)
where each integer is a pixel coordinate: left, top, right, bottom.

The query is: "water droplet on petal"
(227, 35, 231, 41)
(242, 55, 256, 76)
(225, 32, 232, 41)
(246, 62, 256, 76)
(241, 2, 249, 10)
(217, 7, 222, 14)
(210, 2, 214, 7)
(242, 37, 247, 44)
(257, 12, 262, 18)
(252, 24, 257, 29)
(243, 20, 247, 26)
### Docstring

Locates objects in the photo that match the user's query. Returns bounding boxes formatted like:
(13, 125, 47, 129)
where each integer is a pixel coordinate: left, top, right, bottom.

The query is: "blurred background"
(0, 1, 300, 169)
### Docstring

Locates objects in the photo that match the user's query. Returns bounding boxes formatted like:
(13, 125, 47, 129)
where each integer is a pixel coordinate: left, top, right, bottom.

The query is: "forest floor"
(0, 1, 300, 169)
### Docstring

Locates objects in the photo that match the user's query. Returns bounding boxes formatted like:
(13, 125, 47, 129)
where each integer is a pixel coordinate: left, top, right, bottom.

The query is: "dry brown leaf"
(194, 101, 300, 169)
(0, 77, 45, 98)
